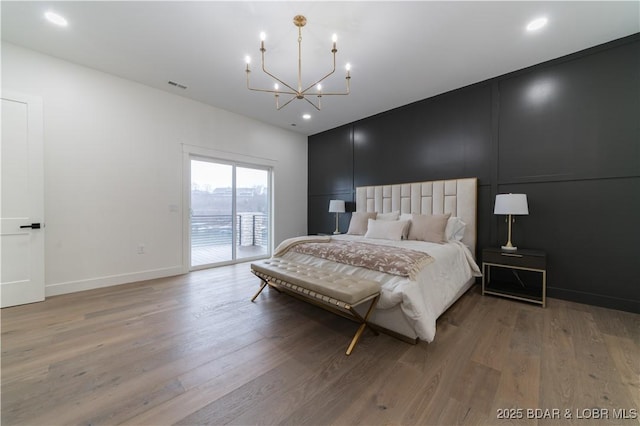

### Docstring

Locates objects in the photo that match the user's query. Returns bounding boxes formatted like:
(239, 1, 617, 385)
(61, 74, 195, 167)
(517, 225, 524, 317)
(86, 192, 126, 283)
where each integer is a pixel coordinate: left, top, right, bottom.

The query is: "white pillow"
(376, 210, 400, 221)
(445, 217, 467, 241)
(364, 219, 408, 241)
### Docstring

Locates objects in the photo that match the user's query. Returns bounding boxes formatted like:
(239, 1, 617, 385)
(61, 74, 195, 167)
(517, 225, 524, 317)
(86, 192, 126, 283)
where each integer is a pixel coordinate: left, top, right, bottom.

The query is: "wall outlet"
(137, 244, 145, 254)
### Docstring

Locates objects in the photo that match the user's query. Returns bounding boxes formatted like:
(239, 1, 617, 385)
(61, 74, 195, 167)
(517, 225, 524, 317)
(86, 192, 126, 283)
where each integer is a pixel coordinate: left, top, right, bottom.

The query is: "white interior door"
(1, 92, 45, 308)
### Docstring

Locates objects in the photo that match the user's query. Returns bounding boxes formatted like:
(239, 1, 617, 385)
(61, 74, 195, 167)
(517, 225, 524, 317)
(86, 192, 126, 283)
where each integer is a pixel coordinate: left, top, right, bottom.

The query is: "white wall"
(2, 42, 308, 296)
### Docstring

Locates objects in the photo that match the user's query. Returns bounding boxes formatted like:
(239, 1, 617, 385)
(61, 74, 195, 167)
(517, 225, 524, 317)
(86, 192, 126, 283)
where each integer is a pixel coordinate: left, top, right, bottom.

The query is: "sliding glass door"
(235, 166, 270, 261)
(190, 158, 270, 269)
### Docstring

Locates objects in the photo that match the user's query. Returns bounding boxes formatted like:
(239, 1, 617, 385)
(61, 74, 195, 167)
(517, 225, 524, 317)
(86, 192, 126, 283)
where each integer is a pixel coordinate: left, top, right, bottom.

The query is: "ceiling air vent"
(168, 80, 188, 90)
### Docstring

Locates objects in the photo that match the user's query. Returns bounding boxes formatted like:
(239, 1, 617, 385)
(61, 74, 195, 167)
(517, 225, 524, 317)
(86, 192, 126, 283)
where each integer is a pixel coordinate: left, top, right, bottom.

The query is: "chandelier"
(245, 15, 351, 111)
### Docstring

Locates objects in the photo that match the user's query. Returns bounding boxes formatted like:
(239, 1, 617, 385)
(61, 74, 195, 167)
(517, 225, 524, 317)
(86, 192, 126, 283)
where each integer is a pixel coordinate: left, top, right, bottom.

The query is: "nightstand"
(482, 247, 547, 307)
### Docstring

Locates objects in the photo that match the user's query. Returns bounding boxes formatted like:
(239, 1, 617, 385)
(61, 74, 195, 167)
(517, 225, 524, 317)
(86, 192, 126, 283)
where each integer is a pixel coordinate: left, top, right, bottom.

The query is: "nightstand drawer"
(483, 249, 546, 270)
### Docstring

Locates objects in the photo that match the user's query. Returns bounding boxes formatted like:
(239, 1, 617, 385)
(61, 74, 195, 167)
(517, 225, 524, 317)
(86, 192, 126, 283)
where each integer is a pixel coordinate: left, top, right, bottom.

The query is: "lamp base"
(501, 245, 518, 251)
(333, 231, 341, 235)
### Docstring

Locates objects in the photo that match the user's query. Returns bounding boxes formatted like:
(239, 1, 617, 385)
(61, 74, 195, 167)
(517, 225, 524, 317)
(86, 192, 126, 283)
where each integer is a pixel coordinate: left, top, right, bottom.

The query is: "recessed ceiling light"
(526, 17, 548, 32)
(302, 114, 311, 120)
(45, 11, 68, 27)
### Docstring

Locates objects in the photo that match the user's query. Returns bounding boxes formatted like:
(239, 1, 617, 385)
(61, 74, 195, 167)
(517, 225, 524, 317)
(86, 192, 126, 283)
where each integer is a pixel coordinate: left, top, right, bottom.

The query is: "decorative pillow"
(346, 212, 377, 235)
(407, 213, 451, 243)
(364, 219, 408, 241)
(445, 217, 467, 241)
(377, 210, 400, 221)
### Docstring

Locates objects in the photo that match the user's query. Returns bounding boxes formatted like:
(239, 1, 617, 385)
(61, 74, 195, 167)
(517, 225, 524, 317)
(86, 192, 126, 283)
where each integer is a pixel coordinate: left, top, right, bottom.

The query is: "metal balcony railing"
(191, 213, 268, 247)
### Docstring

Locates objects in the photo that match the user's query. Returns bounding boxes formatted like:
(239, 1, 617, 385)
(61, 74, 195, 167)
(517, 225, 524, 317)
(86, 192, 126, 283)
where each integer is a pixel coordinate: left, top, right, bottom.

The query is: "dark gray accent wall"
(308, 34, 640, 313)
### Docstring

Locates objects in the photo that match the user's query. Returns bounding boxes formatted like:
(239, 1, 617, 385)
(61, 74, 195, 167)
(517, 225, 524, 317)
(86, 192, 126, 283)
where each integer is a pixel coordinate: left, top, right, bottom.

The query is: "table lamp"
(494, 193, 529, 251)
(328, 200, 346, 234)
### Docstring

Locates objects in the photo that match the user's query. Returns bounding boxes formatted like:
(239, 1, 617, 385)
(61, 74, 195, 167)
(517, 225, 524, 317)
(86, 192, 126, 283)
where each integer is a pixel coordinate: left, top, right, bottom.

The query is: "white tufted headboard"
(355, 177, 478, 258)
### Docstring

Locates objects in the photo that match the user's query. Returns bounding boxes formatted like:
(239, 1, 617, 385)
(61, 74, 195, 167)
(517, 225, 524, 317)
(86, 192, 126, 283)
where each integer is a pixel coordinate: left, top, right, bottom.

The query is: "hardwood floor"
(2, 263, 638, 425)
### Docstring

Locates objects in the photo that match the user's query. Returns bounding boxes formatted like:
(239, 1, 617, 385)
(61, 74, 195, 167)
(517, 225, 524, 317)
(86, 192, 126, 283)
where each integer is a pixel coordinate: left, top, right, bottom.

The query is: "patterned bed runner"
(289, 240, 433, 280)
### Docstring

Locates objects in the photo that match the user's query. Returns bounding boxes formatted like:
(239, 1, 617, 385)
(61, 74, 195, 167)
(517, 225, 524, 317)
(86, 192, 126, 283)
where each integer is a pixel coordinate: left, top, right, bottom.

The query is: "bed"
(266, 177, 481, 343)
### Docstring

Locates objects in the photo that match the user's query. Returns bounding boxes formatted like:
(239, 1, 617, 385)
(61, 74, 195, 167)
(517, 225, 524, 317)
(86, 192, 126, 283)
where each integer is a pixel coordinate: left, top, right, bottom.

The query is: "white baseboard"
(45, 265, 185, 297)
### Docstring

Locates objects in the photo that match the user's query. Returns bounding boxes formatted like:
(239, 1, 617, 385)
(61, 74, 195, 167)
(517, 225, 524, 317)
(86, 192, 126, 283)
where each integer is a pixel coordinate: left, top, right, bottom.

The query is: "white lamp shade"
(328, 199, 346, 213)
(494, 193, 529, 215)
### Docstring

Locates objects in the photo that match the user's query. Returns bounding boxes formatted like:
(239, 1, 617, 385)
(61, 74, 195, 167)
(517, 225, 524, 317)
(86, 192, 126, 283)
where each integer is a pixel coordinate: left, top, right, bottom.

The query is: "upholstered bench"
(250, 258, 381, 355)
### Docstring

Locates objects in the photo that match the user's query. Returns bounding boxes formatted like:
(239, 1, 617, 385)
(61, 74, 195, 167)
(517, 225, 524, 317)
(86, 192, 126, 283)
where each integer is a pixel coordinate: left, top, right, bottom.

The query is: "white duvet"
(279, 234, 481, 341)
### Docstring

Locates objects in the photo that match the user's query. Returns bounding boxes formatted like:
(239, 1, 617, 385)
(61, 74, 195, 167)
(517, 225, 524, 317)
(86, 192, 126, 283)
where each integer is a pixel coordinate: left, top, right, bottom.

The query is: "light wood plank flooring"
(2, 263, 638, 425)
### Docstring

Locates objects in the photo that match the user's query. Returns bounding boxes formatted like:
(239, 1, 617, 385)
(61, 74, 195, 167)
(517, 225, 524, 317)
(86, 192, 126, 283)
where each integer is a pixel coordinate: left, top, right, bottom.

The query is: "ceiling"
(2, 1, 639, 136)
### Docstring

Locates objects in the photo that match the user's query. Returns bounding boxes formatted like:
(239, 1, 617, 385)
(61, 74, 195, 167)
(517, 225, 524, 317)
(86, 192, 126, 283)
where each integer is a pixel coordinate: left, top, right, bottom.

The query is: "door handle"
(20, 223, 41, 229)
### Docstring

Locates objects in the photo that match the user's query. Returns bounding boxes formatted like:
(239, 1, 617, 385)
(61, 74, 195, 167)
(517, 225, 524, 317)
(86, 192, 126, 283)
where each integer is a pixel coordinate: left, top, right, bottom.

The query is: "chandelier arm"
(260, 66, 299, 95)
(315, 91, 350, 96)
(247, 70, 297, 95)
(315, 76, 351, 96)
(261, 49, 299, 95)
(302, 96, 321, 111)
(300, 52, 337, 94)
(276, 95, 298, 110)
(247, 86, 297, 96)
(312, 89, 350, 96)
(300, 69, 336, 95)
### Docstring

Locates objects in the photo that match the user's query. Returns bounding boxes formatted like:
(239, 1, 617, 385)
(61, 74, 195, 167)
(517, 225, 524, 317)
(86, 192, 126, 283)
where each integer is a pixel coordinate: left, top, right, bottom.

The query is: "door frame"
(181, 144, 275, 273)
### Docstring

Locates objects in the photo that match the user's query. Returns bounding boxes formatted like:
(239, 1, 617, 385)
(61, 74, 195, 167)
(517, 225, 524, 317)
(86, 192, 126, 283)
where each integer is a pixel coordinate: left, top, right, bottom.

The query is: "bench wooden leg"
(346, 323, 367, 355)
(250, 279, 268, 302)
(345, 295, 380, 355)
